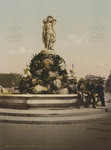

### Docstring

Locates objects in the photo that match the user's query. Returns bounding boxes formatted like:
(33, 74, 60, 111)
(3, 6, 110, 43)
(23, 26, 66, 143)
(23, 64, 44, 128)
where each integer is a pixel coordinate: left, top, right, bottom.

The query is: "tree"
(0, 73, 22, 87)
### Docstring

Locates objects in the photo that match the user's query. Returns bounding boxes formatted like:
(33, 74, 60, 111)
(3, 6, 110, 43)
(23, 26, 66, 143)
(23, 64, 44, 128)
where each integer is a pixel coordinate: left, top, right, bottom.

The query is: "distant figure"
(0, 86, 7, 94)
(87, 80, 96, 108)
(1, 87, 3, 93)
(96, 82, 105, 106)
(12, 82, 15, 93)
(42, 16, 57, 50)
(77, 82, 85, 101)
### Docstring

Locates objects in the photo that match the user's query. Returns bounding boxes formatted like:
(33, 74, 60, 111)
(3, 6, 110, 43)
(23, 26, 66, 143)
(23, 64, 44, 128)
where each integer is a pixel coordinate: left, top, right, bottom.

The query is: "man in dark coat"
(87, 80, 96, 108)
(96, 82, 105, 106)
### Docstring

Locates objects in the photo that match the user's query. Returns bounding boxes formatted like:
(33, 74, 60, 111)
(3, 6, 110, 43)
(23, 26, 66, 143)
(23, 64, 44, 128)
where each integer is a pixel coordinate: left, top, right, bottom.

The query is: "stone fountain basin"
(0, 94, 81, 109)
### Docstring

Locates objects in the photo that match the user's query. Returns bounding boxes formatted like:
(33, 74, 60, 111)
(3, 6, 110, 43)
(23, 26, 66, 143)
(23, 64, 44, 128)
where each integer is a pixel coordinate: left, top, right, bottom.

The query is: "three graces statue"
(42, 16, 57, 50)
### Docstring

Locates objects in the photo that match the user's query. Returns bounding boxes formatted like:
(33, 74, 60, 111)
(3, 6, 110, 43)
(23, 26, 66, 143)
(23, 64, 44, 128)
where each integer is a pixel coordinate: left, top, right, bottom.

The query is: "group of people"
(77, 80, 105, 108)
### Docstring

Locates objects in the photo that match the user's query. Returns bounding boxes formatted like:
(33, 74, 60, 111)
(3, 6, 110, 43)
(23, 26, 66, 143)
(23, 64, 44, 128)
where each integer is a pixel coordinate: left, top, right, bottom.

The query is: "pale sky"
(0, 0, 111, 79)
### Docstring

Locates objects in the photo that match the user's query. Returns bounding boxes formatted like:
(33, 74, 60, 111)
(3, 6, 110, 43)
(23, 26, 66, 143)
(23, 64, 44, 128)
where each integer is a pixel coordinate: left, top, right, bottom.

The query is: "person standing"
(87, 80, 96, 108)
(96, 81, 105, 106)
(77, 82, 85, 102)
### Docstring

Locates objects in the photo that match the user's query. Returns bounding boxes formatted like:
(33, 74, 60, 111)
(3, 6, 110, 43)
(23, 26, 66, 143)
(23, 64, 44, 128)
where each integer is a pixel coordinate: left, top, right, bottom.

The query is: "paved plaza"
(0, 93, 110, 150)
(0, 112, 111, 150)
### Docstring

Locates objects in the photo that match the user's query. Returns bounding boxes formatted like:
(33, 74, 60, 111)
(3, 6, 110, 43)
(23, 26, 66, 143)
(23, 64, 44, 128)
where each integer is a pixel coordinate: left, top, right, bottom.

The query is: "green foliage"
(70, 77, 77, 85)
(29, 53, 68, 82)
(19, 77, 32, 94)
(30, 53, 66, 75)
(0, 73, 22, 87)
(19, 52, 71, 94)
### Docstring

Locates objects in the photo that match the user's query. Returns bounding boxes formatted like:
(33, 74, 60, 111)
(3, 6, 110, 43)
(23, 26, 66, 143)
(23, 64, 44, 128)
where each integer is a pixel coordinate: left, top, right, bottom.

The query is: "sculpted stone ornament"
(19, 17, 77, 94)
(42, 16, 57, 50)
(23, 65, 32, 78)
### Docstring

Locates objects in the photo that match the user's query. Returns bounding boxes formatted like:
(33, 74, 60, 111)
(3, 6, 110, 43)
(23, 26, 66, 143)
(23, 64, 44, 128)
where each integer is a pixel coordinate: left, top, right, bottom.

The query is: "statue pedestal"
(41, 50, 56, 55)
(0, 94, 78, 109)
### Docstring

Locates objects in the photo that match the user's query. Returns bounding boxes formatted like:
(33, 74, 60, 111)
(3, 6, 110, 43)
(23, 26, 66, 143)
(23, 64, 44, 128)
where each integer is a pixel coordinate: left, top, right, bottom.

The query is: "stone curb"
(0, 107, 108, 124)
(0, 107, 107, 117)
(0, 113, 109, 124)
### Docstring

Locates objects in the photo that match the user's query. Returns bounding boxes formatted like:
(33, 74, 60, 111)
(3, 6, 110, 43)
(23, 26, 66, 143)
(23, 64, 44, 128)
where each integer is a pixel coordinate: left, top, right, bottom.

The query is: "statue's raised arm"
(42, 16, 57, 50)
